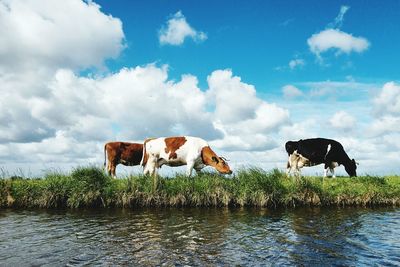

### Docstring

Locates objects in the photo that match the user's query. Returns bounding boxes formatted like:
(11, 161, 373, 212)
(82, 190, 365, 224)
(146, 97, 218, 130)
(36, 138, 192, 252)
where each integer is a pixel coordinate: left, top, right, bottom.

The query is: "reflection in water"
(0, 207, 399, 266)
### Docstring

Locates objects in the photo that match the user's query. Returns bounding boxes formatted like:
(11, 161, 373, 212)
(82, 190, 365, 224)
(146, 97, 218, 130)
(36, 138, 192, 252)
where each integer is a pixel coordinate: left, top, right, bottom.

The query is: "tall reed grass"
(1, 167, 399, 208)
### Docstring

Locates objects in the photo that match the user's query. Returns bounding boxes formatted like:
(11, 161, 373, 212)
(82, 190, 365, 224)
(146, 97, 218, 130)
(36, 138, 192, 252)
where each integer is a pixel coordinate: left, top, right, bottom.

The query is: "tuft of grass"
(67, 166, 111, 208)
(0, 166, 399, 209)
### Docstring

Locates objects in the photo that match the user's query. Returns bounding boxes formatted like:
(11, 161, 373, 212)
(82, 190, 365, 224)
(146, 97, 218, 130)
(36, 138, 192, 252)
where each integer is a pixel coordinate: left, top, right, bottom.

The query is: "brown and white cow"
(104, 142, 143, 178)
(141, 136, 232, 176)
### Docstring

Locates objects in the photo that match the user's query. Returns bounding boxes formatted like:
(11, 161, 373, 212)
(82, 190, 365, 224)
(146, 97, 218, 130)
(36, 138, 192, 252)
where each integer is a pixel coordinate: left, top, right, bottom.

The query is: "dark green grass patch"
(0, 167, 399, 209)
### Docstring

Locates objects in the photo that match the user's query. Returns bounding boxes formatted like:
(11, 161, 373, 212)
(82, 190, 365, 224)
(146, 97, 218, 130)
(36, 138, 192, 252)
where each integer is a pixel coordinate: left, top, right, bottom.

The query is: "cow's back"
(176, 136, 208, 159)
(120, 143, 143, 165)
(105, 142, 122, 160)
(144, 136, 207, 163)
(297, 138, 335, 163)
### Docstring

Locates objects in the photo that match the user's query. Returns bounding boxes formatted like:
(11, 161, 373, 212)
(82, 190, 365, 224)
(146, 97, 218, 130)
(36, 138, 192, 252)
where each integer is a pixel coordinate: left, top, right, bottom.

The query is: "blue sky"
(97, 0, 399, 87)
(0, 0, 399, 176)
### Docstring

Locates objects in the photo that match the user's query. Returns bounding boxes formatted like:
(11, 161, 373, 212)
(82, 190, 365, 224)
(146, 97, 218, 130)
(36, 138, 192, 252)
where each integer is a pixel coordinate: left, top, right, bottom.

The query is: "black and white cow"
(285, 138, 357, 177)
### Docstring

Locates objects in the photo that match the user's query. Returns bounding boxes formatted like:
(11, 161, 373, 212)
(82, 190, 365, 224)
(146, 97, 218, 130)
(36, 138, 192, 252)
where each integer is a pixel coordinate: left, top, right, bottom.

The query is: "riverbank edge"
(1, 167, 399, 209)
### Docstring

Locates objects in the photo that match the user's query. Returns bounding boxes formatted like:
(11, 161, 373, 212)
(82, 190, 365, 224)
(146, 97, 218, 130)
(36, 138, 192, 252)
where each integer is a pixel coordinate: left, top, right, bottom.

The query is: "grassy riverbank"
(1, 167, 399, 208)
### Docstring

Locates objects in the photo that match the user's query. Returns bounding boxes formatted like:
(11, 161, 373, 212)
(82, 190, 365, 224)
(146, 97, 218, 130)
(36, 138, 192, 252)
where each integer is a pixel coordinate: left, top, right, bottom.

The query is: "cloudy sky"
(1, 0, 399, 176)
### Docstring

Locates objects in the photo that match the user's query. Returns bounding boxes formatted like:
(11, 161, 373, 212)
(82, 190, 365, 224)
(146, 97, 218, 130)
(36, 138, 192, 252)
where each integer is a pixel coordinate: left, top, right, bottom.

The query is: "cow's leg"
(143, 163, 150, 175)
(107, 162, 114, 177)
(287, 154, 298, 176)
(151, 167, 158, 177)
(106, 162, 111, 176)
(143, 166, 149, 175)
(145, 163, 157, 176)
(150, 156, 160, 177)
(289, 158, 301, 181)
(143, 156, 157, 176)
(110, 162, 117, 178)
(293, 156, 302, 178)
(324, 163, 330, 177)
(286, 160, 291, 175)
(330, 167, 336, 178)
(186, 160, 195, 177)
(295, 164, 302, 177)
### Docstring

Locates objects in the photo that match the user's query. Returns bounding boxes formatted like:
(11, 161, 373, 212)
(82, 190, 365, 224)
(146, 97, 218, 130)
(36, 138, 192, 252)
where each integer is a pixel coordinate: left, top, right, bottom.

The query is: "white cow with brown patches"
(141, 136, 232, 176)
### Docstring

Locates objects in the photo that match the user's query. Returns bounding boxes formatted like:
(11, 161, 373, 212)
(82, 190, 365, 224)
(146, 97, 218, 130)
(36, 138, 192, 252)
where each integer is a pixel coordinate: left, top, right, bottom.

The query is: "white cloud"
(282, 85, 303, 99)
(206, 69, 261, 124)
(0, 0, 125, 144)
(307, 29, 370, 58)
(368, 82, 400, 138)
(159, 11, 207, 46)
(373, 82, 400, 116)
(329, 111, 356, 131)
(307, 5, 369, 62)
(0, 61, 291, 170)
(207, 70, 290, 151)
(0, 0, 124, 71)
(289, 59, 305, 69)
(279, 119, 319, 141)
(369, 116, 400, 137)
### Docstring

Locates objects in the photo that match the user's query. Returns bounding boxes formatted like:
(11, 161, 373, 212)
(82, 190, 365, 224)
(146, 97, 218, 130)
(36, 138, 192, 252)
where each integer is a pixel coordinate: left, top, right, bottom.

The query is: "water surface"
(0, 207, 399, 266)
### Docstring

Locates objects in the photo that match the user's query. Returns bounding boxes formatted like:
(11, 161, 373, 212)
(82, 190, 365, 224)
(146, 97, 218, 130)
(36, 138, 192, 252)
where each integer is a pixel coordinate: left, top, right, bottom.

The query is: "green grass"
(1, 166, 399, 208)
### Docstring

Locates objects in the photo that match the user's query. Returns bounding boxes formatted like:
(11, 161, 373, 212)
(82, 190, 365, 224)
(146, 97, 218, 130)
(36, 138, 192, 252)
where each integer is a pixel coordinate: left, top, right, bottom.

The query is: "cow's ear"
(212, 156, 219, 163)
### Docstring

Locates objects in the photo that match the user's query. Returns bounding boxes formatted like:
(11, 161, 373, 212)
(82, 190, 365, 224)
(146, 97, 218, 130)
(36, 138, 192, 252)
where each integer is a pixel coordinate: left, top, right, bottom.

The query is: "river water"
(0, 207, 399, 266)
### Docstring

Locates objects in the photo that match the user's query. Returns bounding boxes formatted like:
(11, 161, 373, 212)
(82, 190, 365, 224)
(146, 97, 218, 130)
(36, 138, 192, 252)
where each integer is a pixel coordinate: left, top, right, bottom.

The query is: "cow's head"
(345, 159, 357, 177)
(202, 146, 232, 174)
(210, 156, 232, 174)
(285, 141, 299, 155)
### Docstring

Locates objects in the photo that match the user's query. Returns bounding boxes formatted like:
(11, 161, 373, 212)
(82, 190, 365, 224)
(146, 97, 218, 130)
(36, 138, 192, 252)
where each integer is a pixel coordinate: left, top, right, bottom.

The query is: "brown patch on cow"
(201, 146, 216, 166)
(164, 137, 187, 159)
(104, 142, 143, 177)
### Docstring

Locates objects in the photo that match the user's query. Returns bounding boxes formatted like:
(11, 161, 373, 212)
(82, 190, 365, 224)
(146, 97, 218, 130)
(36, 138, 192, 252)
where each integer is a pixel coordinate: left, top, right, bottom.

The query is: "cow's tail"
(104, 143, 108, 169)
(140, 139, 149, 167)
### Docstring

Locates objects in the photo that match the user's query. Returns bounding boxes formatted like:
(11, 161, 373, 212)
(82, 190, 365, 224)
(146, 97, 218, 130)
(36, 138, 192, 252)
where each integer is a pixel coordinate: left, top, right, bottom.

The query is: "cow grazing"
(141, 136, 232, 176)
(104, 142, 143, 178)
(285, 138, 357, 177)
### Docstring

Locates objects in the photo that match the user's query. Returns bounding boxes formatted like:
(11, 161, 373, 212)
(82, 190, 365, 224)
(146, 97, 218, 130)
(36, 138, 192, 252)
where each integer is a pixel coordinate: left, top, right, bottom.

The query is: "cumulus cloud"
(282, 85, 303, 99)
(207, 70, 290, 151)
(0, 0, 124, 71)
(369, 82, 400, 138)
(307, 29, 370, 58)
(369, 116, 400, 137)
(0, 0, 125, 145)
(329, 111, 356, 131)
(307, 6, 369, 61)
(207, 69, 261, 123)
(159, 11, 207, 46)
(373, 82, 400, 116)
(279, 119, 319, 141)
(1, 60, 291, 170)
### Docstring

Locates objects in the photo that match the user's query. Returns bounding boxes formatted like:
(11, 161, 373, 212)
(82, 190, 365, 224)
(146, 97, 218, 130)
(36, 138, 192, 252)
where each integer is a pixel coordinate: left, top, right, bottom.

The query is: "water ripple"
(0, 207, 399, 266)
